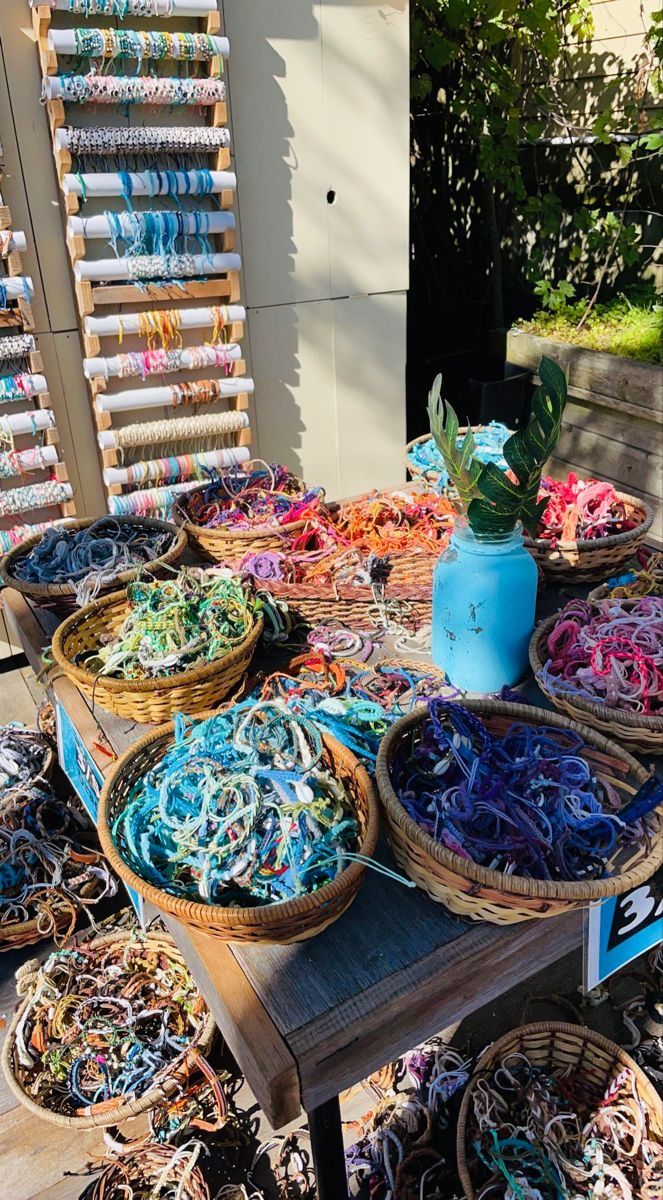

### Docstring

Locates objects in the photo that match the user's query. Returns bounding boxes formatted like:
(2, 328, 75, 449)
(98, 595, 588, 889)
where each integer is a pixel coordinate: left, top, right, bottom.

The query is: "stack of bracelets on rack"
(97, 345, 234, 380)
(389, 700, 638, 882)
(64, 126, 230, 156)
(0, 785, 116, 942)
(0, 447, 53, 480)
(118, 306, 230, 350)
(0, 374, 41, 403)
(10, 933, 215, 1120)
(13, 517, 174, 603)
(81, 1143, 211, 1200)
(0, 480, 71, 518)
(239, 491, 457, 587)
(112, 702, 361, 906)
(71, 29, 221, 63)
(0, 725, 51, 795)
(125, 255, 207, 282)
(106, 211, 217, 257)
(55, 1, 177, 14)
(107, 411, 247, 453)
(539, 597, 663, 715)
(469, 1054, 662, 1200)
(256, 647, 449, 767)
(0, 334, 34, 364)
(108, 481, 202, 519)
(407, 421, 511, 484)
(54, 75, 226, 106)
(536, 472, 639, 542)
(601, 552, 663, 599)
(81, 569, 257, 680)
(114, 452, 244, 489)
(0, 278, 32, 310)
(0, 231, 14, 256)
(0, 521, 57, 554)
(183, 462, 324, 530)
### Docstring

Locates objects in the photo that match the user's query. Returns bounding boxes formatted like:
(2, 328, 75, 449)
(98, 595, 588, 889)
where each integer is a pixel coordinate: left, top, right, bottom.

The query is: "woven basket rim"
(181, 514, 308, 542)
(523, 492, 653, 554)
(404, 425, 511, 479)
(529, 608, 663, 733)
(1, 928, 216, 1129)
(375, 699, 661, 902)
(97, 721, 380, 932)
(456, 1020, 663, 1200)
(0, 904, 71, 947)
(0, 516, 187, 600)
(51, 588, 263, 696)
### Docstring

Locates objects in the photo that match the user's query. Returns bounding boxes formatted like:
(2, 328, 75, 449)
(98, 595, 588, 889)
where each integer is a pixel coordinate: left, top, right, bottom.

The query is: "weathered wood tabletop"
(2, 586, 582, 1133)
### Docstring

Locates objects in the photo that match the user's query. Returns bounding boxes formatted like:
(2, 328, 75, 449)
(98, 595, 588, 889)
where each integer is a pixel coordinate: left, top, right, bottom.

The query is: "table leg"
(307, 1094, 348, 1200)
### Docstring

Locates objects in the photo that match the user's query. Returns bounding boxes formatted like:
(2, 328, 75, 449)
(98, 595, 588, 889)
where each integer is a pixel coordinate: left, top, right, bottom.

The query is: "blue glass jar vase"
(431, 518, 538, 692)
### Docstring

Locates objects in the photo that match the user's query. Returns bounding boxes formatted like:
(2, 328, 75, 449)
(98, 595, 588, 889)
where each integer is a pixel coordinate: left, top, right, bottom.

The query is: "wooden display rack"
(0, 173, 35, 332)
(33, 2, 253, 513)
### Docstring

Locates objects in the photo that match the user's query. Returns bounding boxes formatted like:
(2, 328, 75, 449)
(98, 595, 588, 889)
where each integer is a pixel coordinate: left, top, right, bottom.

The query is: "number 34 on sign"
(585, 868, 662, 991)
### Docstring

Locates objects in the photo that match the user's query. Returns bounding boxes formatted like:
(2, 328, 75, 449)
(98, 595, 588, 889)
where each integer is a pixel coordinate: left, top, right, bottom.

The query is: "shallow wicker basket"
(0, 516, 187, 616)
(51, 589, 263, 724)
(404, 426, 511, 486)
(0, 905, 74, 954)
(178, 468, 314, 564)
(97, 720, 379, 943)
(1, 929, 215, 1129)
(524, 492, 653, 583)
(263, 565, 434, 633)
(457, 1021, 663, 1200)
(375, 699, 661, 924)
(530, 607, 663, 755)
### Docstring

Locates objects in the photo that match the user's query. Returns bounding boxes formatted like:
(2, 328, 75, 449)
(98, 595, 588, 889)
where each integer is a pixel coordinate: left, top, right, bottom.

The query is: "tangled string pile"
(183, 462, 323, 531)
(540, 597, 663, 715)
(0, 725, 51, 795)
(602, 552, 662, 599)
(407, 421, 510, 486)
(471, 1056, 662, 1200)
(389, 700, 630, 882)
(84, 569, 256, 680)
(112, 702, 359, 906)
(82, 1142, 210, 1200)
(10, 933, 210, 1118)
(0, 786, 116, 941)
(536, 473, 639, 542)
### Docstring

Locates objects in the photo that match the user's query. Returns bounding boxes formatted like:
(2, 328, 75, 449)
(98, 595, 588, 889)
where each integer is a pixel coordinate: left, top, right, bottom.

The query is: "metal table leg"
(307, 1095, 349, 1200)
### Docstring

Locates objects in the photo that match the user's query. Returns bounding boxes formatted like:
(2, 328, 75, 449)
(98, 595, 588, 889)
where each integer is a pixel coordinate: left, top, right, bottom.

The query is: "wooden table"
(3, 587, 583, 1199)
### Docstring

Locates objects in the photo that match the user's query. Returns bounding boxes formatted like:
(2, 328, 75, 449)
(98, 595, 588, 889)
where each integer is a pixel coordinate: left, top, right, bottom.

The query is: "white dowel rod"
(63, 170, 235, 198)
(86, 305, 246, 338)
(68, 211, 235, 239)
(49, 30, 230, 58)
(97, 377, 253, 415)
(0, 375, 48, 398)
(34, 0, 216, 12)
(1, 232, 27, 254)
(0, 410, 56, 436)
(75, 252, 241, 282)
(6, 446, 59, 473)
(3, 278, 33, 299)
(98, 411, 248, 450)
(84, 343, 242, 379)
(104, 447, 248, 486)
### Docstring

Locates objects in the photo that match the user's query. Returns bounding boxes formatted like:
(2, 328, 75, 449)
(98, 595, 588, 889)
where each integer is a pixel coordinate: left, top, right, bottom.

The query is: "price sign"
(55, 698, 145, 926)
(585, 868, 662, 991)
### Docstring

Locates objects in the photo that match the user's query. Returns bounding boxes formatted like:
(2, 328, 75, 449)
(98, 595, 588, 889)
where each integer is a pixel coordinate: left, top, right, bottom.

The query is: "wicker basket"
(375, 699, 661, 924)
(51, 589, 263, 724)
(0, 516, 187, 616)
(457, 1021, 663, 1200)
(263, 571, 434, 633)
(97, 721, 379, 943)
(0, 906, 75, 954)
(404, 426, 511, 486)
(587, 568, 663, 603)
(530, 608, 663, 755)
(1, 929, 216, 1129)
(178, 468, 314, 564)
(523, 493, 653, 583)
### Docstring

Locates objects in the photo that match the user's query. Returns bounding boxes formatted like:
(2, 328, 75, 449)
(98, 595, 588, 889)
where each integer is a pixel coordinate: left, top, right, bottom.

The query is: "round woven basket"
(178, 468, 314, 564)
(263, 563, 435, 634)
(51, 589, 263, 724)
(587, 568, 663, 603)
(97, 720, 379, 943)
(404, 426, 511, 486)
(523, 492, 653, 583)
(0, 516, 187, 615)
(375, 699, 661, 924)
(1, 929, 216, 1129)
(457, 1021, 663, 1200)
(0, 905, 75, 954)
(529, 608, 663, 755)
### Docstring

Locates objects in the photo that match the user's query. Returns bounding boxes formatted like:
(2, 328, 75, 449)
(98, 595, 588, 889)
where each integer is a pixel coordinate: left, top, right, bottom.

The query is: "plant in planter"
(427, 355, 567, 691)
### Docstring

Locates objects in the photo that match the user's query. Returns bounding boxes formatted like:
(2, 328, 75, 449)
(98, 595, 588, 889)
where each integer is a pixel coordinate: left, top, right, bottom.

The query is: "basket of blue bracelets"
(375, 699, 661, 924)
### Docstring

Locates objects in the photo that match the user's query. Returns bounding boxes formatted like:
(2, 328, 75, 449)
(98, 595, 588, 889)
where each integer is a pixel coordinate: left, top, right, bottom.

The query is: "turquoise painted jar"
(431, 518, 538, 692)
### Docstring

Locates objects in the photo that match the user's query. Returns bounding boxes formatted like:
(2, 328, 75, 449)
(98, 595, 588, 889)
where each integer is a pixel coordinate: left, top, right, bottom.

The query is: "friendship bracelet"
(182, 461, 324, 530)
(107, 450, 244, 487)
(537, 472, 638, 542)
(407, 421, 510, 485)
(0, 480, 72, 518)
(106, 209, 216, 258)
(63, 125, 230, 156)
(83, 1142, 210, 1200)
(70, 28, 223, 64)
(0, 374, 43, 403)
(108, 479, 204, 518)
(52, 73, 226, 106)
(106, 410, 247, 453)
(94, 343, 235, 381)
(57, 1, 177, 14)
(603, 552, 663, 599)
(13, 516, 174, 588)
(0, 334, 35, 364)
(0, 725, 51, 795)
(0, 521, 58, 554)
(0, 447, 54, 480)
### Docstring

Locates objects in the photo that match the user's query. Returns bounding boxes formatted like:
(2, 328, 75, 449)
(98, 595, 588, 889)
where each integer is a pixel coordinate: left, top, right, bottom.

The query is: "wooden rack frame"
(0, 172, 35, 332)
(32, 3, 252, 514)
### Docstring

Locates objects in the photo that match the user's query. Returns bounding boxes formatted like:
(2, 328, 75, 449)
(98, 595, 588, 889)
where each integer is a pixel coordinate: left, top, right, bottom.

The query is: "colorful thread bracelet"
(52, 74, 226, 106)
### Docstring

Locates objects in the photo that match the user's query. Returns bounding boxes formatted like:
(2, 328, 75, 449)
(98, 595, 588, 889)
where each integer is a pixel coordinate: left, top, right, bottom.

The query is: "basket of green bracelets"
(51, 568, 263, 724)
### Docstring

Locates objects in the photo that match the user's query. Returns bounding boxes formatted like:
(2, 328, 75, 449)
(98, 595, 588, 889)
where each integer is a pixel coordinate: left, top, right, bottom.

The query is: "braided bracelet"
(54, 73, 226, 106)
(72, 28, 220, 62)
(62, 1, 175, 16)
(0, 480, 72, 518)
(65, 125, 230, 156)
(0, 334, 35, 364)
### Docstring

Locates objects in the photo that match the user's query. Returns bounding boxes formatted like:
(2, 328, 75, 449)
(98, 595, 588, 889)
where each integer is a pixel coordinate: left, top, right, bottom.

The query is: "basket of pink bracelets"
(523, 472, 653, 583)
(240, 488, 458, 633)
(530, 596, 663, 754)
(177, 460, 325, 563)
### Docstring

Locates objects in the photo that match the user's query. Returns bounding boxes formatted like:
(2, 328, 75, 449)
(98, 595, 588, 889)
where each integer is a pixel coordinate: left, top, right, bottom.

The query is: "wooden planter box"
(507, 329, 662, 544)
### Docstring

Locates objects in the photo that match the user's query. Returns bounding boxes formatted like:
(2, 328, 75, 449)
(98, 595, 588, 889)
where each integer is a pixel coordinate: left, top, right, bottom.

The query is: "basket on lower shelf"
(456, 1021, 663, 1200)
(530, 609, 663, 755)
(0, 905, 74, 954)
(523, 492, 653, 583)
(0, 515, 187, 616)
(97, 720, 379, 944)
(51, 589, 263, 723)
(375, 699, 661, 924)
(1, 929, 216, 1129)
